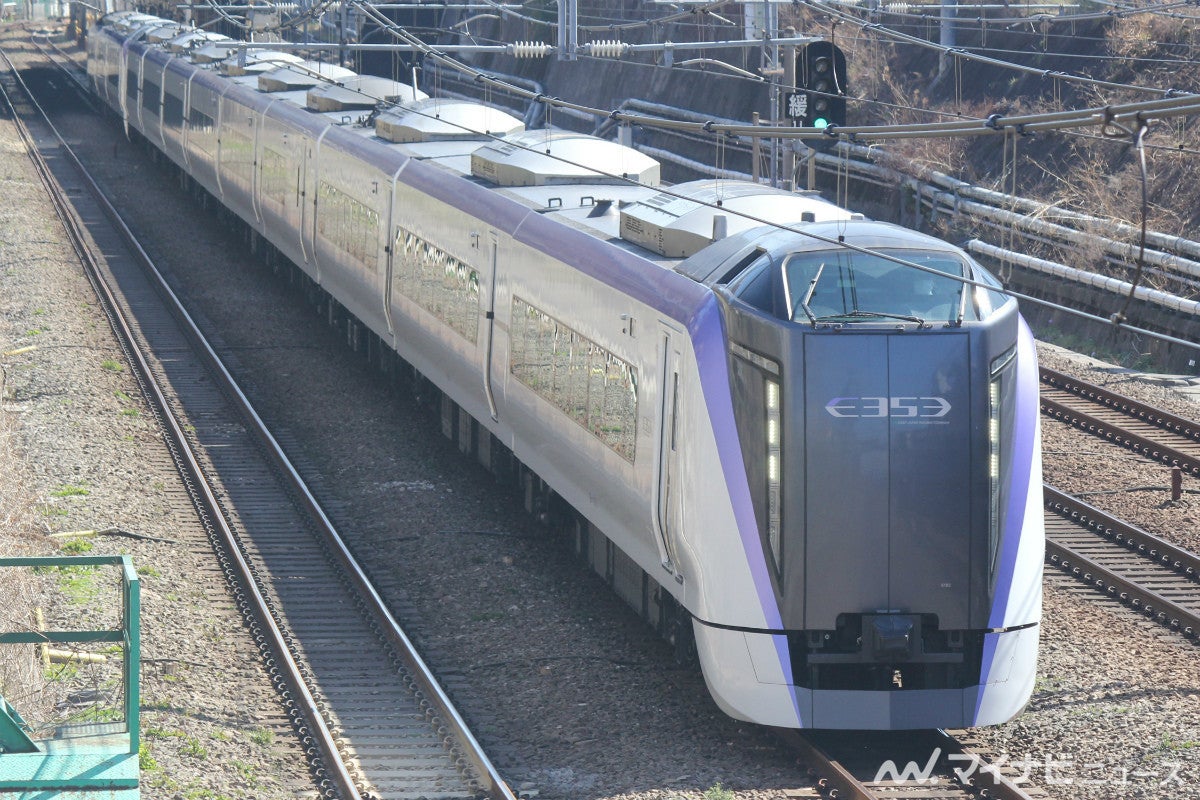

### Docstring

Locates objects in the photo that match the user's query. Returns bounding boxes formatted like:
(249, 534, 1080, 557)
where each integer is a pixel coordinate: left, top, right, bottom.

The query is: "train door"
(301, 130, 325, 278)
(381, 173, 397, 339)
(249, 110, 262, 225)
(212, 89, 225, 202)
(117, 41, 132, 136)
(283, 126, 307, 266)
(178, 71, 192, 174)
(480, 231, 500, 421)
(653, 325, 684, 580)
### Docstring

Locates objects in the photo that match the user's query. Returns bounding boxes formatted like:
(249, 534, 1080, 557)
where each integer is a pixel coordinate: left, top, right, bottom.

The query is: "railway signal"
(796, 41, 847, 131)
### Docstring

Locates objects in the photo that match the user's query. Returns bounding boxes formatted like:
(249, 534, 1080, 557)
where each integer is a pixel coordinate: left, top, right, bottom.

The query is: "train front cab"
(697, 222, 1042, 729)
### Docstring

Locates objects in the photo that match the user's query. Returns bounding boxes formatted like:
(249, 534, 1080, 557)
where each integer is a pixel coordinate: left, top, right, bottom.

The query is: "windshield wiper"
(955, 278, 968, 326)
(814, 309, 927, 325)
(797, 263, 825, 325)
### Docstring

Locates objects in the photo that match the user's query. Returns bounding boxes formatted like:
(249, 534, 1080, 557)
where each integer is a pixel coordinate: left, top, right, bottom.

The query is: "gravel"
(0, 28, 318, 800)
(2, 24, 1200, 800)
(1037, 343, 1200, 555)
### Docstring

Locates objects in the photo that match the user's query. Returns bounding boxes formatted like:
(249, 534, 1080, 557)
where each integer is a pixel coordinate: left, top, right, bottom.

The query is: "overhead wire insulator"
(884, 2, 910, 12)
(588, 40, 627, 58)
(511, 41, 552, 58)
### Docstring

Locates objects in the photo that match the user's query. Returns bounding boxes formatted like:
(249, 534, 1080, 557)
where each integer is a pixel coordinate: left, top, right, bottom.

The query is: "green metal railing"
(0, 555, 140, 755)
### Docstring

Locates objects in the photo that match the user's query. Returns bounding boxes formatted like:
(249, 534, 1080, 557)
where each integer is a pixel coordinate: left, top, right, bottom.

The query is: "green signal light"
(813, 118, 829, 129)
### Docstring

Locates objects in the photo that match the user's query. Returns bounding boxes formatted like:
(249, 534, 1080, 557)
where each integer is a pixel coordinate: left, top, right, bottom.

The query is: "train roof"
(374, 99, 525, 143)
(471, 131, 660, 187)
(258, 62, 357, 92)
(99, 15, 888, 276)
(676, 219, 977, 286)
(219, 51, 304, 76)
(145, 23, 190, 43)
(621, 180, 858, 259)
(163, 30, 226, 53)
(307, 77, 428, 112)
(192, 41, 239, 63)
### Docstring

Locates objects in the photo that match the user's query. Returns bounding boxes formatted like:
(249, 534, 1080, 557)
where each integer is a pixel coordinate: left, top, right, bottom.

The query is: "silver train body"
(88, 13, 1044, 729)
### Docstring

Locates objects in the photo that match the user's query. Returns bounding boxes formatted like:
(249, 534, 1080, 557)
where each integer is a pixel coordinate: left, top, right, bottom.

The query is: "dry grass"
(0, 384, 51, 724)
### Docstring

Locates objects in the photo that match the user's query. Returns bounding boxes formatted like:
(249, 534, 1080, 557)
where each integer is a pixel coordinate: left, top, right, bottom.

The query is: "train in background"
(87, 11, 1044, 729)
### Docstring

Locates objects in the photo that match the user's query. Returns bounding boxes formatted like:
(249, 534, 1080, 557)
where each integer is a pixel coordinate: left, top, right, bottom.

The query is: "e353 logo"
(825, 396, 951, 418)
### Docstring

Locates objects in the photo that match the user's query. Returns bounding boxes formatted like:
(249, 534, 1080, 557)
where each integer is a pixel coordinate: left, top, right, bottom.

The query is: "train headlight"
(766, 379, 782, 571)
(988, 346, 1015, 583)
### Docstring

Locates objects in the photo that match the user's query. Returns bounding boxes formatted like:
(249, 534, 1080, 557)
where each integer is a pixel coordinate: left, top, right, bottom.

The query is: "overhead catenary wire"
(250, 7, 1195, 353)
(795, 0, 1191, 98)
(232, 0, 1200, 139)
(337, 0, 1200, 150)
(472, 0, 740, 34)
(176, 2, 1200, 351)
(333, 0, 1200, 148)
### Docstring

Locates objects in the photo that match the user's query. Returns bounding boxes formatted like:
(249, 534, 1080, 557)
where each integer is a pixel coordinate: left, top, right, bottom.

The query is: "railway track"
(1040, 366, 1200, 476)
(1, 37, 515, 800)
(19, 25, 1199, 798)
(14, 29, 1052, 800)
(1043, 486, 1200, 640)
(785, 729, 1043, 800)
(1037, 366, 1200, 638)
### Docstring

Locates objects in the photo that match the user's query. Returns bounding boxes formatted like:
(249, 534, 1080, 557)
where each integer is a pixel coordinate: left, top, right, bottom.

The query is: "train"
(87, 11, 1044, 730)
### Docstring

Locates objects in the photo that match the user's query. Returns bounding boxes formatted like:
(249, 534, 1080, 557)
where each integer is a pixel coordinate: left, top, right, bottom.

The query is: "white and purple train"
(88, 12, 1044, 729)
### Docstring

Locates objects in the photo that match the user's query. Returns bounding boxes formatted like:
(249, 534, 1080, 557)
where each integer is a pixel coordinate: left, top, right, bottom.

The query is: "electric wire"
(333, 0, 1200, 148)
(796, 0, 1191, 97)
(154, 6, 1200, 349)
(254, 16, 1190, 349)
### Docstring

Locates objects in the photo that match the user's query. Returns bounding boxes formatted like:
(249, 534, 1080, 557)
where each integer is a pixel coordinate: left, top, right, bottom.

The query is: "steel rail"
(1044, 486, 1200, 581)
(781, 728, 1039, 800)
(0, 43, 360, 800)
(1041, 366, 1200, 443)
(26, 30, 97, 109)
(6, 39, 516, 800)
(1039, 367, 1200, 476)
(1043, 486, 1200, 638)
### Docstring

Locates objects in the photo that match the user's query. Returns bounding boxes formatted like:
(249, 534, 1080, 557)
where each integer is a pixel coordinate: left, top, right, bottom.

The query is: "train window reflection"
(393, 227, 477, 342)
(222, 128, 255, 193)
(727, 253, 776, 316)
(782, 250, 969, 324)
(510, 297, 638, 462)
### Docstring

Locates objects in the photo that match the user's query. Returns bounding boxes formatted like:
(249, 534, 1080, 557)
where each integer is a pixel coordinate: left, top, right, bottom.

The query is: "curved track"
(1040, 366, 1200, 475)
(1, 34, 515, 800)
(22, 27, 1187, 799)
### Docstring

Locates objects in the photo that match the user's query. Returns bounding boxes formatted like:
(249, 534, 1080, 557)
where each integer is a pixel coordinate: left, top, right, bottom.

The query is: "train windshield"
(782, 249, 968, 325)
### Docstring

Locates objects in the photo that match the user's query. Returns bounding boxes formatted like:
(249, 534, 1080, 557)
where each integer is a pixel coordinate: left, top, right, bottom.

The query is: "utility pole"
(760, 0, 781, 187)
(932, 0, 958, 90)
(783, 27, 797, 190)
(557, 0, 576, 60)
(339, 0, 348, 67)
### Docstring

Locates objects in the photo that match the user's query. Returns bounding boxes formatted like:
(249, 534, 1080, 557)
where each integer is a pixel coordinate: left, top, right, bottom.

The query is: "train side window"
(394, 226, 478, 343)
(726, 252, 777, 316)
(972, 266, 1010, 319)
(510, 296, 638, 462)
(163, 91, 183, 128)
(142, 79, 160, 115)
(715, 248, 768, 285)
